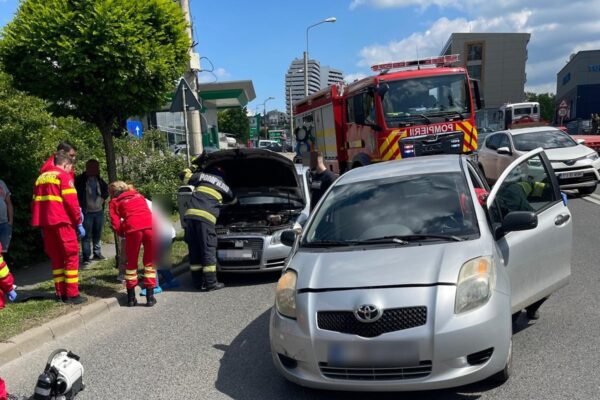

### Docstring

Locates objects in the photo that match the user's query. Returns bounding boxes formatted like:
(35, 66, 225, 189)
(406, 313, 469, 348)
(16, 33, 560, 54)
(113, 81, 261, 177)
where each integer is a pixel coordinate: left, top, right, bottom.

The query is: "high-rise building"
(285, 58, 344, 114)
(556, 50, 600, 121)
(321, 66, 344, 88)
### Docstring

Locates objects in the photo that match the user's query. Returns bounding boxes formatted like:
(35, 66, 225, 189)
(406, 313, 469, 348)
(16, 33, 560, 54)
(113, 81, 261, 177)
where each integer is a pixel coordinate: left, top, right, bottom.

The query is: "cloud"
(353, 1, 600, 94)
(344, 72, 368, 83)
(198, 67, 231, 83)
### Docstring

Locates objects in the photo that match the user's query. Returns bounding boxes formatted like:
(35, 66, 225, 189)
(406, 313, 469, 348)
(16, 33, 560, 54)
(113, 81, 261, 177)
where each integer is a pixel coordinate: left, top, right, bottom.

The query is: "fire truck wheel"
(351, 153, 371, 169)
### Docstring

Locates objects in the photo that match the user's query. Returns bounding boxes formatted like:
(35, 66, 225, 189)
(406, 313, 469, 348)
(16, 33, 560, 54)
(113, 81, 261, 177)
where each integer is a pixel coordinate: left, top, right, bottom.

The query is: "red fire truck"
(293, 54, 483, 173)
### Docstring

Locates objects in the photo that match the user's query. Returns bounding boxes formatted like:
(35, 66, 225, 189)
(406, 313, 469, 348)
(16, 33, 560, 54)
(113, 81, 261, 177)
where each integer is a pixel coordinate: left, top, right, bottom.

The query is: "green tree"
(218, 107, 250, 143)
(0, 0, 190, 182)
(526, 92, 556, 122)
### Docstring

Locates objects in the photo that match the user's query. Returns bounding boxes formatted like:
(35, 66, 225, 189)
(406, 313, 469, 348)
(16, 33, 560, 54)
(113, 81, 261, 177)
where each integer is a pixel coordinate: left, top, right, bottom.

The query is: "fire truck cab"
(293, 55, 483, 173)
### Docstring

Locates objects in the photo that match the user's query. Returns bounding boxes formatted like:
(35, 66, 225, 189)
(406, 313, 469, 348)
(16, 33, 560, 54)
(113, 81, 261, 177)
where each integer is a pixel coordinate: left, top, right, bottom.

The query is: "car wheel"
(490, 337, 512, 384)
(578, 184, 597, 195)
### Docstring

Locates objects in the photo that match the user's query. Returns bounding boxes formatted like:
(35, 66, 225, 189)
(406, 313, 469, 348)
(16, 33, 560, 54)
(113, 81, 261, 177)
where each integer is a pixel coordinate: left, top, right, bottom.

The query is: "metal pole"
(182, 82, 191, 167)
(289, 85, 294, 147)
(304, 51, 309, 97)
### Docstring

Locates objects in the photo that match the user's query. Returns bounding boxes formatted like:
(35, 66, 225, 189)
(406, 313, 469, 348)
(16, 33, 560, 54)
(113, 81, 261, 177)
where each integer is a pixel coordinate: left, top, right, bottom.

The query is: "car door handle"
(555, 213, 571, 226)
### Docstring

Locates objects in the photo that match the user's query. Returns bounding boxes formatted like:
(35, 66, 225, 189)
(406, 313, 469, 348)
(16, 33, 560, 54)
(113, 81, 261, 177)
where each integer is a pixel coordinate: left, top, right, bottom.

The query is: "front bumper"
(552, 162, 600, 190)
(216, 234, 290, 273)
(269, 286, 511, 391)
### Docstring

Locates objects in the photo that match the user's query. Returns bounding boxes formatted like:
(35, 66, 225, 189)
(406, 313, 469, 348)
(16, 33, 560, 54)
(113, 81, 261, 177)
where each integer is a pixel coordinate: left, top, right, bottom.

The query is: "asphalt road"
(1, 193, 599, 399)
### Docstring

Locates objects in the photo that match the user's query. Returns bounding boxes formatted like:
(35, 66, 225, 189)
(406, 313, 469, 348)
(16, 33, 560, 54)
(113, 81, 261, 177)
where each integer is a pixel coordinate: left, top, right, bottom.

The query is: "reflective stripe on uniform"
(185, 209, 217, 224)
(64, 270, 78, 277)
(0, 265, 9, 279)
(35, 174, 60, 186)
(33, 195, 63, 202)
(190, 265, 203, 272)
(196, 186, 223, 202)
(144, 267, 156, 278)
(61, 188, 77, 196)
(203, 265, 217, 273)
(53, 277, 65, 283)
(182, 169, 193, 185)
(52, 269, 65, 276)
(125, 269, 138, 281)
(65, 277, 78, 284)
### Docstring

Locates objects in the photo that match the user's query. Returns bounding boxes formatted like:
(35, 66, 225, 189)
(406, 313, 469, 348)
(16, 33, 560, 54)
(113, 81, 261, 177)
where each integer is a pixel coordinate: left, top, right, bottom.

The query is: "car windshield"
(303, 172, 479, 245)
(512, 130, 578, 151)
(382, 74, 470, 126)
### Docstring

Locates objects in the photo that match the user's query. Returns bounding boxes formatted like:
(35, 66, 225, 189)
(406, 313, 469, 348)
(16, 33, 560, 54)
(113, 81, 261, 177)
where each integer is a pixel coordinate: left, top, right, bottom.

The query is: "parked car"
(564, 119, 600, 154)
(478, 126, 600, 194)
(258, 139, 280, 149)
(270, 150, 571, 391)
(183, 149, 311, 273)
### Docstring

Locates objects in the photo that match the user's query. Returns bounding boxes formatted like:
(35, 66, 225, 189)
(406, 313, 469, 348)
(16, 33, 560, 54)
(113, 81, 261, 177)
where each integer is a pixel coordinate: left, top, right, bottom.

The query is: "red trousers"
(43, 224, 79, 298)
(124, 228, 155, 290)
(0, 377, 6, 400)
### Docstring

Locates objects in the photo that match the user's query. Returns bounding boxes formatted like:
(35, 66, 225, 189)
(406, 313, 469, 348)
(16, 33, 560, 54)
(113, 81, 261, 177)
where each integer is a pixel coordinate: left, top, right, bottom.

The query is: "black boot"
(146, 287, 157, 307)
(127, 288, 137, 307)
(202, 272, 224, 292)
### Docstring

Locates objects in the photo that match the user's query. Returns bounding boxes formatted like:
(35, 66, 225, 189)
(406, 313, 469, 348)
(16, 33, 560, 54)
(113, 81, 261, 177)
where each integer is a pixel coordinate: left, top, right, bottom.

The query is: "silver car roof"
(505, 126, 562, 136)
(336, 155, 464, 185)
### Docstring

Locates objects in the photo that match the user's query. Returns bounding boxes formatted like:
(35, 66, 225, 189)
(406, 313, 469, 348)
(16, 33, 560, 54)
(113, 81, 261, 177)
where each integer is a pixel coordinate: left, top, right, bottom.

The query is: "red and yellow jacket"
(31, 164, 82, 227)
(109, 189, 152, 237)
(0, 244, 14, 297)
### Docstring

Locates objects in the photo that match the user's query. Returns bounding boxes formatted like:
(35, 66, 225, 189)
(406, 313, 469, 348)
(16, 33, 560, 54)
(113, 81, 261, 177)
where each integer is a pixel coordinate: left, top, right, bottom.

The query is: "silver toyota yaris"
(270, 149, 571, 391)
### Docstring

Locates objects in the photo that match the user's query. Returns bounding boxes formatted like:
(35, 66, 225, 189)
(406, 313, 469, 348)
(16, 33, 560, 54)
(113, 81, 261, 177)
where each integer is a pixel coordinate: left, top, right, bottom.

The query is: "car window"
(490, 153, 558, 221)
(304, 172, 480, 244)
(486, 134, 500, 150)
(497, 134, 511, 149)
(512, 130, 577, 151)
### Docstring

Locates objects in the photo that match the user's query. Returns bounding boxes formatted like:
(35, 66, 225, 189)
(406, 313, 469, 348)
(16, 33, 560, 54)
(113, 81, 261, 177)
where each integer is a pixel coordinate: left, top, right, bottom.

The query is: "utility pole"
(289, 85, 294, 147)
(179, 0, 203, 156)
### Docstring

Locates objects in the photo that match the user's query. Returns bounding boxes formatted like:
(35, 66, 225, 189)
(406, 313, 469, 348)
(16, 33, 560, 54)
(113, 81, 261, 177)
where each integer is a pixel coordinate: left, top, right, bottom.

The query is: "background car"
(270, 150, 571, 391)
(181, 149, 311, 273)
(478, 126, 600, 194)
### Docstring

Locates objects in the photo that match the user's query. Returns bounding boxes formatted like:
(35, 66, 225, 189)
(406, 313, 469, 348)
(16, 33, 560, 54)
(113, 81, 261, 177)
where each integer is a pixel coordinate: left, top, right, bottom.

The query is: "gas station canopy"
(198, 80, 256, 109)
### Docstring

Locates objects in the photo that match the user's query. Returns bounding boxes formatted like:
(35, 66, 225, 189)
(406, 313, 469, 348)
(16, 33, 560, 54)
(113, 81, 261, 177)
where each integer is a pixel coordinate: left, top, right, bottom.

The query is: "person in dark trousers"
(310, 152, 336, 209)
(75, 159, 109, 265)
(181, 165, 234, 291)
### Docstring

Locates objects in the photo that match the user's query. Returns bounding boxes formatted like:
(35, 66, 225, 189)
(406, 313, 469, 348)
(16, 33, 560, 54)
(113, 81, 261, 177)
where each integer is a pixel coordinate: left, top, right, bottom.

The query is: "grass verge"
(0, 238, 189, 342)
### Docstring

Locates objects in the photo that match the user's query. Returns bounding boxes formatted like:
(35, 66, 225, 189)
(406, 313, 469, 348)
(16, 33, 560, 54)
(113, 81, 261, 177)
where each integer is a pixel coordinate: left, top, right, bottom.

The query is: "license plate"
(217, 250, 254, 260)
(328, 342, 419, 367)
(558, 171, 584, 179)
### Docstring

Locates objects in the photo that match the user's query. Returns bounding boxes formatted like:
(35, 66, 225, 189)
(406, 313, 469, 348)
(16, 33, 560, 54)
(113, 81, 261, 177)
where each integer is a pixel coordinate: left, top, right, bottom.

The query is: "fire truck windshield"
(382, 74, 470, 127)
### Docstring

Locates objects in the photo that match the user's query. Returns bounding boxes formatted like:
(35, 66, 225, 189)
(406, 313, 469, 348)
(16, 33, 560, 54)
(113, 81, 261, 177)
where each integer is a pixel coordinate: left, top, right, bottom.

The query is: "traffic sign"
(170, 78, 202, 112)
(558, 108, 568, 117)
(127, 120, 143, 138)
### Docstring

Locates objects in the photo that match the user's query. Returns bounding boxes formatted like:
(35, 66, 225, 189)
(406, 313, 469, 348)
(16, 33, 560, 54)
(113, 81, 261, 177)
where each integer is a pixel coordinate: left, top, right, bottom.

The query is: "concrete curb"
(0, 297, 119, 366)
(0, 261, 191, 367)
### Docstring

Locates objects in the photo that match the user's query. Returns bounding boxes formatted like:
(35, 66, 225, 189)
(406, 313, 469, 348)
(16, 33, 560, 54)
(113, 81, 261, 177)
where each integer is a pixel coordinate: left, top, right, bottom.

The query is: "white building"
(285, 58, 343, 114)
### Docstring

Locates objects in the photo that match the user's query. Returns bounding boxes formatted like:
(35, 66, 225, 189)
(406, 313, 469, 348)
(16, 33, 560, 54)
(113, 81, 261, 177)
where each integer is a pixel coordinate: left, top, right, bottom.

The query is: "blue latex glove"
(8, 290, 17, 302)
(561, 192, 568, 206)
(77, 224, 86, 237)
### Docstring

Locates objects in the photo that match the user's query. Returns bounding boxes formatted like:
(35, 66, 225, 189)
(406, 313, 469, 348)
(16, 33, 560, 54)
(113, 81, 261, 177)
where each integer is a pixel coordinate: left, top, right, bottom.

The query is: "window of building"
(467, 43, 483, 61)
(467, 65, 482, 81)
(562, 72, 571, 86)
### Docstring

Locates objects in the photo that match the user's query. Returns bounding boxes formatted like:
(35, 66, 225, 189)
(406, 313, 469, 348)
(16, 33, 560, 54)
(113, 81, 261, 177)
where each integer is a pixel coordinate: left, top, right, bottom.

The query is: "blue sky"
(1, 0, 599, 113)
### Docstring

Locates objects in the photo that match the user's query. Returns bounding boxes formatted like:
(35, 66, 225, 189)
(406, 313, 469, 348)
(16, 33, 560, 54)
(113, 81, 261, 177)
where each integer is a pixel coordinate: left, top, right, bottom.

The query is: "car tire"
(578, 184, 597, 195)
(490, 337, 512, 384)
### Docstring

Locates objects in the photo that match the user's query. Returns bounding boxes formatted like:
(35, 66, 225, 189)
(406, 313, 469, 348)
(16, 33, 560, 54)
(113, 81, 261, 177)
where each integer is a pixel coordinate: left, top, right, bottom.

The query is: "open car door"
(487, 148, 572, 313)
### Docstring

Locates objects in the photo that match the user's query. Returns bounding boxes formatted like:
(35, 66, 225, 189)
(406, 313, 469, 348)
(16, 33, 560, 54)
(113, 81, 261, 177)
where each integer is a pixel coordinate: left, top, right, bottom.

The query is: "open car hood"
(194, 148, 304, 203)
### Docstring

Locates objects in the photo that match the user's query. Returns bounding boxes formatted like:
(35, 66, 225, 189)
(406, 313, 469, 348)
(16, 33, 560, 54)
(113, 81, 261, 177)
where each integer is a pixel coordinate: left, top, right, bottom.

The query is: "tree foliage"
(526, 92, 556, 122)
(0, 0, 190, 182)
(0, 71, 104, 266)
(218, 107, 250, 143)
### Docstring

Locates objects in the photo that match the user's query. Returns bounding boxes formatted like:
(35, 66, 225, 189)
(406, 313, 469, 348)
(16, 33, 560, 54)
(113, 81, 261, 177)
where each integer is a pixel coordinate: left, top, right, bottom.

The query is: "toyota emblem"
(354, 304, 382, 323)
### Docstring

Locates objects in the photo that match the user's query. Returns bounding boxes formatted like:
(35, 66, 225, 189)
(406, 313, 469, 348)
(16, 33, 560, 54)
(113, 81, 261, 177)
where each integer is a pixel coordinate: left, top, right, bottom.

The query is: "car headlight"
(271, 223, 302, 245)
(276, 270, 297, 318)
(455, 256, 495, 314)
(586, 152, 599, 161)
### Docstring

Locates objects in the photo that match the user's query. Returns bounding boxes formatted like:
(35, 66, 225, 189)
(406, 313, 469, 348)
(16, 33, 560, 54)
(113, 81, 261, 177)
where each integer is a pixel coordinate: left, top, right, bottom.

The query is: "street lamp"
(259, 97, 274, 137)
(304, 17, 336, 97)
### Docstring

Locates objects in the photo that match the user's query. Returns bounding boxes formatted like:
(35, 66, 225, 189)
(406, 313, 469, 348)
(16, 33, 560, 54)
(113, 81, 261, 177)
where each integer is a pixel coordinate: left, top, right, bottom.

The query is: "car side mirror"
(497, 211, 538, 238)
(576, 138, 586, 145)
(280, 230, 297, 247)
(497, 147, 512, 155)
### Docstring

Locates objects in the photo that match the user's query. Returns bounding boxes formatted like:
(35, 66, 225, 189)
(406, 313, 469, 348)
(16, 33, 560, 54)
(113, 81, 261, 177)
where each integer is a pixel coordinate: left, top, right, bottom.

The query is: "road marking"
(582, 195, 600, 206)
(588, 193, 600, 201)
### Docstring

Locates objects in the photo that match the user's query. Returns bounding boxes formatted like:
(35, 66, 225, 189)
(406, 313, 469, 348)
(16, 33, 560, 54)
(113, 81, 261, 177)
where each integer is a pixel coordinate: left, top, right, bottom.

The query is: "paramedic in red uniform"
(108, 181, 156, 307)
(31, 149, 86, 304)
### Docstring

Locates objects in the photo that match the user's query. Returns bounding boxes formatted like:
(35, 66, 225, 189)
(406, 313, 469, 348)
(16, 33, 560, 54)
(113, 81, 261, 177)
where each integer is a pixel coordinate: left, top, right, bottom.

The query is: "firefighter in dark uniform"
(181, 165, 234, 291)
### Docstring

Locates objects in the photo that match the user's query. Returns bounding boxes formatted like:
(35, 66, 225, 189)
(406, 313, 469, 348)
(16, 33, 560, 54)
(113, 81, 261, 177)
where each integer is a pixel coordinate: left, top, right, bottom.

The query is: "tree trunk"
(101, 127, 118, 183)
